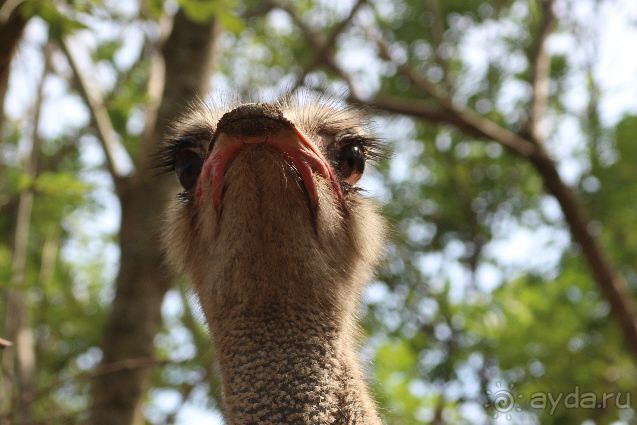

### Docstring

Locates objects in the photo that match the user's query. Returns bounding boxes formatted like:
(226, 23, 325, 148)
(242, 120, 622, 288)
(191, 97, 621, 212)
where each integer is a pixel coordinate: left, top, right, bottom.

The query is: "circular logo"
(485, 381, 523, 420)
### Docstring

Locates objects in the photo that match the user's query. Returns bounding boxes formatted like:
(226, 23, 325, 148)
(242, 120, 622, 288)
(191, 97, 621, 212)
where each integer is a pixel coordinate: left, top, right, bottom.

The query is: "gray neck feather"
(210, 307, 381, 424)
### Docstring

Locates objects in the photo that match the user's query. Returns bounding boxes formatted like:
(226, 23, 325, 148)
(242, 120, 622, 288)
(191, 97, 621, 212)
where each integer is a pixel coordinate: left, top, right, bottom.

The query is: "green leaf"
(177, 0, 244, 32)
(23, 0, 88, 38)
(93, 40, 122, 63)
(34, 172, 89, 199)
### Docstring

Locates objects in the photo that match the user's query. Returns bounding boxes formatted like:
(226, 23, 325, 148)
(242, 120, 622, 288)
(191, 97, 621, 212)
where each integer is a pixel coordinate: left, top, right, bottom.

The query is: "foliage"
(1, 0, 636, 424)
(178, 0, 244, 33)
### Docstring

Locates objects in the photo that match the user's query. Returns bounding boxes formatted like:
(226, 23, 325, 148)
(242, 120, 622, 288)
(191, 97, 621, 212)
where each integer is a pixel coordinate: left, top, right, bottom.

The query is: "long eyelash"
(361, 136, 388, 163)
(152, 136, 201, 175)
(338, 134, 389, 163)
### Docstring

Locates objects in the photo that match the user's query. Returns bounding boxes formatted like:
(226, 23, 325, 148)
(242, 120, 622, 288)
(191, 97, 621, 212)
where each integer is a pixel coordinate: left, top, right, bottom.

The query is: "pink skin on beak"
(195, 127, 344, 214)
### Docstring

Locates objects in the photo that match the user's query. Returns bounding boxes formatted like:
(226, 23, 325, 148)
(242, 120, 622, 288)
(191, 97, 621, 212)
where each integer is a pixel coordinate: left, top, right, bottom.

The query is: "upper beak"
(196, 125, 344, 215)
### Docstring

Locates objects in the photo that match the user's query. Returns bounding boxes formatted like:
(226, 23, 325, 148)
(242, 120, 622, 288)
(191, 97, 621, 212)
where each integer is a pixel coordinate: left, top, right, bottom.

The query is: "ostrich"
(158, 96, 387, 424)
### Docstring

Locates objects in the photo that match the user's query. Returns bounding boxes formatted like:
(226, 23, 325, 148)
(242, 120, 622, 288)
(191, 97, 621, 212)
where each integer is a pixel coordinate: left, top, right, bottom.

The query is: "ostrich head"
(159, 95, 386, 424)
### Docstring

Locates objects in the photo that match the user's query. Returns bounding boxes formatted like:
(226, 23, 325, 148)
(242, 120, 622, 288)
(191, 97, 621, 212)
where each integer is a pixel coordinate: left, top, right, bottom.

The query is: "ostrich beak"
(196, 117, 343, 216)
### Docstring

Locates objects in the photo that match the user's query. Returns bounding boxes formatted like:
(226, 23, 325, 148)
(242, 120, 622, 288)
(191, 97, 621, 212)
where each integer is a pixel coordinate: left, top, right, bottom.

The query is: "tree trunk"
(0, 0, 27, 138)
(88, 10, 219, 425)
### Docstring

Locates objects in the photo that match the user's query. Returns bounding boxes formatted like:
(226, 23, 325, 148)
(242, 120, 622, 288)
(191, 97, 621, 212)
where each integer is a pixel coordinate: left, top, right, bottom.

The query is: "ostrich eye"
(335, 144, 365, 185)
(174, 150, 203, 190)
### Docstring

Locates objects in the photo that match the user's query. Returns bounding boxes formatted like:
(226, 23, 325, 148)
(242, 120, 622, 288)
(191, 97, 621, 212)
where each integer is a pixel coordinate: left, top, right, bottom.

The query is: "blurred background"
(1, 0, 636, 424)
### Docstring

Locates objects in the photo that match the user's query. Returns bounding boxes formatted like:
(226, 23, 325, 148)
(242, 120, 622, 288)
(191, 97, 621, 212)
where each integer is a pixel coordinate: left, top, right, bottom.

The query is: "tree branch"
(425, 0, 453, 92)
(138, 10, 220, 170)
(514, 2, 637, 358)
(60, 38, 131, 181)
(138, 15, 171, 171)
(284, 11, 637, 362)
(292, 0, 366, 91)
(269, 0, 319, 48)
(368, 33, 537, 156)
(527, 0, 556, 142)
(352, 95, 468, 129)
(0, 0, 27, 140)
(281, 3, 536, 157)
(2, 44, 49, 424)
(528, 149, 637, 358)
(19, 356, 184, 407)
(273, 0, 366, 91)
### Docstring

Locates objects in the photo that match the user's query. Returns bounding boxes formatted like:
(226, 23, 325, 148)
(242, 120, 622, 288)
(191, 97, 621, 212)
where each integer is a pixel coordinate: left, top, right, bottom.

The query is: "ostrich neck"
(206, 285, 382, 424)
(196, 152, 383, 423)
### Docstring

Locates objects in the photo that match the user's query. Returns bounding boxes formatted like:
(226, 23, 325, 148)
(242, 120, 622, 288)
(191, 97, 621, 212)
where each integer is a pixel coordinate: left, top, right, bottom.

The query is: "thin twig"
(60, 38, 131, 181)
(371, 32, 536, 156)
(425, 0, 453, 92)
(281, 0, 367, 91)
(139, 14, 171, 170)
(22, 357, 178, 405)
(2, 45, 51, 423)
(137, 10, 221, 168)
(161, 372, 209, 425)
(371, 30, 451, 106)
(0, 0, 27, 136)
(527, 0, 556, 142)
(269, 0, 316, 47)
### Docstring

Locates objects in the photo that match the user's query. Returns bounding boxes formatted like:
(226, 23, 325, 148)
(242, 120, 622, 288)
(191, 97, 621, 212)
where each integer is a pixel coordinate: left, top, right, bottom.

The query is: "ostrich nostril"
(215, 103, 289, 139)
